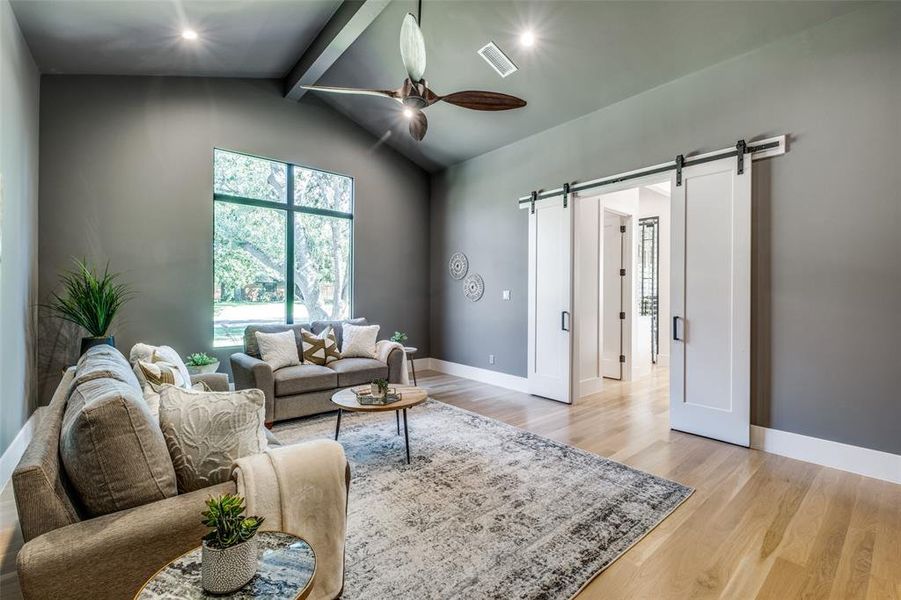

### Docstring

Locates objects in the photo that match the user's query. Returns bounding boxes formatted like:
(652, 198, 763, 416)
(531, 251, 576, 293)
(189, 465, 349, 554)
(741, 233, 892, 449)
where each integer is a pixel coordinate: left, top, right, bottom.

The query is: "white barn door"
(527, 196, 574, 403)
(670, 155, 751, 446)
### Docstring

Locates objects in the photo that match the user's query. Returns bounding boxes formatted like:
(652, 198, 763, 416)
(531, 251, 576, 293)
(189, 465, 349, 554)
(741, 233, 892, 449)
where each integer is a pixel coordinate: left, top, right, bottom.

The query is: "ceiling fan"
(302, 7, 527, 141)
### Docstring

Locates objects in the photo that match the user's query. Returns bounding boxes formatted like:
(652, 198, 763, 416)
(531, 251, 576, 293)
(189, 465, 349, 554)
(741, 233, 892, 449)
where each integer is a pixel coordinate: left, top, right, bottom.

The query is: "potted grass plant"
(200, 494, 264, 594)
(46, 259, 132, 355)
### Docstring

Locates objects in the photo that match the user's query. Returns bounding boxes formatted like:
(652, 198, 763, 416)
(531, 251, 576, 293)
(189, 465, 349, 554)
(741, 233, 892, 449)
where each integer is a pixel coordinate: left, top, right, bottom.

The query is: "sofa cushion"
(69, 345, 142, 397)
(243, 323, 310, 358)
(327, 358, 389, 387)
(273, 364, 338, 396)
(60, 377, 178, 518)
(311, 317, 367, 348)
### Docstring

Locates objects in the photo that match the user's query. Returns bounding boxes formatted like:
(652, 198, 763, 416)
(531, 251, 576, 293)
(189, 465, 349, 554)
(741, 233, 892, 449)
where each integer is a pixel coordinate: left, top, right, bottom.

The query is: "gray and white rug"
(274, 400, 692, 599)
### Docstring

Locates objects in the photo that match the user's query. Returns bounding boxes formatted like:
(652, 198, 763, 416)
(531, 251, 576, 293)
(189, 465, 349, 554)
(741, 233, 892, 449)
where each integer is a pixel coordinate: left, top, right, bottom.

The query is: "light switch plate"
(502, 290, 511, 300)
(489, 354, 495, 365)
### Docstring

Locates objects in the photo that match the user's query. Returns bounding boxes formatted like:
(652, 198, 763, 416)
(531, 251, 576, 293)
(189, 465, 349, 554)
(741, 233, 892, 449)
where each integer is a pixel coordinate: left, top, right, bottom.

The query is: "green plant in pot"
(371, 378, 389, 398)
(185, 352, 220, 375)
(200, 494, 264, 594)
(45, 259, 132, 355)
(390, 331, 408, 344)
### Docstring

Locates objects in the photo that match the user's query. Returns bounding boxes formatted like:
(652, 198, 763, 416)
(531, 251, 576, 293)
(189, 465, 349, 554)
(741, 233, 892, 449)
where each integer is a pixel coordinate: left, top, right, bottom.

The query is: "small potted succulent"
(371, 378, 389, 398)
(185, 352, 220, 375)
(390, 331, 408, 344)
(200, 494, 264, 594)
(45, 258, 133, 355)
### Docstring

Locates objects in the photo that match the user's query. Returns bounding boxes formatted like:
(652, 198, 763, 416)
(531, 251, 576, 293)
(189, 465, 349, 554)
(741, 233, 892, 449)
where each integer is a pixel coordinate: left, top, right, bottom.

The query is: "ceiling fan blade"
(408, 110, 428, 141)
(400, 13, 426, 82)
(301, 85, 400, 100)
(439, 90, 527, 111)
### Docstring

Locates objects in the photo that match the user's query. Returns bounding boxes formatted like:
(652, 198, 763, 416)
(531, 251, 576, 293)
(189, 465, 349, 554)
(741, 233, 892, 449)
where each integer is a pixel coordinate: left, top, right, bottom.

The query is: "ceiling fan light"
(181, 29, 198, 41)
(403, 108, 414, 119)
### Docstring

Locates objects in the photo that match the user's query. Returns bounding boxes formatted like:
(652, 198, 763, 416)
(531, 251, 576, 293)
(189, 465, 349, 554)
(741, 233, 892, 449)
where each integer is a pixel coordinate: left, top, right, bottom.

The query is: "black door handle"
(561, 311, 570, 332)
(673, 316, 682, 341)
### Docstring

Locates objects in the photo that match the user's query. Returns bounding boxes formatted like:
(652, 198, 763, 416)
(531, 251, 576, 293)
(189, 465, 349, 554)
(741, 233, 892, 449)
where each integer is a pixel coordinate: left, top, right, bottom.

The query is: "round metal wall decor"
(448, 252, 469, 280)
(463, 273, 484, 302)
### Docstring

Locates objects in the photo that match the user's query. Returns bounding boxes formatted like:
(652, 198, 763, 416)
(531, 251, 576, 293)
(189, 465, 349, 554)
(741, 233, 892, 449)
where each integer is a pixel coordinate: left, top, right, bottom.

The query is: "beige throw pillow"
(255, 330, 301, 370)
(158, 386, 268, 493)
(341, 323, 380, 358)
(301, 327, 342, 365)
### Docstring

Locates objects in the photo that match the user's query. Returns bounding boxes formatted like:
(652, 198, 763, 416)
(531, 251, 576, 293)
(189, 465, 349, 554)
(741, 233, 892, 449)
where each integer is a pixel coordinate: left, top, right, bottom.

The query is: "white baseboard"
(750, 425, 901, 484)
(424, 358, 529, 393)
(412, 359, 899, 484)
(579, 377, 605, 398)
(0, 409, 42, 494)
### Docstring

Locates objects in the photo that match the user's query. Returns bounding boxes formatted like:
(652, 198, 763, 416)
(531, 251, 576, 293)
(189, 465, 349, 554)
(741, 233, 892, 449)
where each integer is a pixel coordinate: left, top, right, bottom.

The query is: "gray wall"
(0, 0, 40, 457)
(430, 5, 900, 454)
(38, 76, 429, 401)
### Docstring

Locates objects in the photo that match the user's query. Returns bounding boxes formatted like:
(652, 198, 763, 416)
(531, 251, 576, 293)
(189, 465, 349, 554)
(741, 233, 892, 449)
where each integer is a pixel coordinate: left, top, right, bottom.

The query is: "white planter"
(370, 383, 384, 398)
(187, 360, 220, 375)
(201, 537, 257, 594)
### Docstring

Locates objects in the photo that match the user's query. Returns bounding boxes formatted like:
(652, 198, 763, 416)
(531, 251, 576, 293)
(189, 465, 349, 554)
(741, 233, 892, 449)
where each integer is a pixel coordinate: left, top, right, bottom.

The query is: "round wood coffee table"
(331, 385, 428, 464)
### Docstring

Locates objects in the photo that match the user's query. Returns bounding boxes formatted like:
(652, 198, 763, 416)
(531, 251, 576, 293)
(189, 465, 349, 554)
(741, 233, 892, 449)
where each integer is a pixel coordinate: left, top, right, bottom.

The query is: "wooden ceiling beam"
(283, 0, 390, 101)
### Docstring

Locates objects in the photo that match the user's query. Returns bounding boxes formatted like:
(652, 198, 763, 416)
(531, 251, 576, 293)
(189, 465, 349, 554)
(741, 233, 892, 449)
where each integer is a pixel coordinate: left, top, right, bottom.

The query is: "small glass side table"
(135, 531, 316, 600)
(403, 346, 418, 385)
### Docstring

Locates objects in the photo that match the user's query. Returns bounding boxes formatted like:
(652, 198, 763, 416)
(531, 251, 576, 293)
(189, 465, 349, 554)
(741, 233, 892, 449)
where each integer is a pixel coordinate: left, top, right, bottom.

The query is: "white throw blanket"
(233, 441, 348, 600)
(375, 339, 410, 385)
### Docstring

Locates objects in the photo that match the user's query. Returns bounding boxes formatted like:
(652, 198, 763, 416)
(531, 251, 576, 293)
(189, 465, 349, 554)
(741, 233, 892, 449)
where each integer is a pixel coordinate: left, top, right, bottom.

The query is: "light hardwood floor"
(1, 367, 899, 599)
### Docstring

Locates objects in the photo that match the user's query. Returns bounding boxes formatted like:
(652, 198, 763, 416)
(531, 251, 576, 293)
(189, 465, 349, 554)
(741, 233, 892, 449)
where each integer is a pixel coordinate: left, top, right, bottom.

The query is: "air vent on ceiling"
(478, 42, 518, 78)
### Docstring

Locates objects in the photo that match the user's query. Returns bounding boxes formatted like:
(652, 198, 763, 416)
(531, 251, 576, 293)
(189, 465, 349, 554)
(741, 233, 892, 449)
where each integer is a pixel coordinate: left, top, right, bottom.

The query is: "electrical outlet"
(488, 354, 495, 365)
(502, 290, 511, 300)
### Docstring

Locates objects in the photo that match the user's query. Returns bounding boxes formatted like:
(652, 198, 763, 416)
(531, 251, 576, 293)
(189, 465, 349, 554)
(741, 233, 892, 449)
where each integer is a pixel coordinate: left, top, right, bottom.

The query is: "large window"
(213, 149, 353, 347)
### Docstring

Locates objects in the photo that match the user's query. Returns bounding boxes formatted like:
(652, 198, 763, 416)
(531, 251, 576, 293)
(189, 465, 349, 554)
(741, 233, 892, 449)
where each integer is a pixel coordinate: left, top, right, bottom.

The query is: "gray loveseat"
(13, 345, 349, 600)
(231, 319, 404, 425)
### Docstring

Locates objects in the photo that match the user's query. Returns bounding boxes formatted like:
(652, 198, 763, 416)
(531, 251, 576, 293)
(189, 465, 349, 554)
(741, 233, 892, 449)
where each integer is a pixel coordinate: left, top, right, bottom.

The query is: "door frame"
(570, 173, 670, 398)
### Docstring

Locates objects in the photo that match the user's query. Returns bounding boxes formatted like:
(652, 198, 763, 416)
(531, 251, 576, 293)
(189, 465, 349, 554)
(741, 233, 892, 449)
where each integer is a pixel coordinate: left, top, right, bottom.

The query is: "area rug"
(274, 400, 692, 599)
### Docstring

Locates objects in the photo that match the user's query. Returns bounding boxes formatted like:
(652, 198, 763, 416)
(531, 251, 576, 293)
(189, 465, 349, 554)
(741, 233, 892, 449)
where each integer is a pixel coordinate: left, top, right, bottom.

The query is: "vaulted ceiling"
(12, 0, 864, 171)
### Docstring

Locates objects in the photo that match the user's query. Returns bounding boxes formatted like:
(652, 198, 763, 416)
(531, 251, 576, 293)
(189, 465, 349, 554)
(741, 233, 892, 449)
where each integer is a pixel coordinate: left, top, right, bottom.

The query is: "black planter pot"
(80, 336, 115, 356)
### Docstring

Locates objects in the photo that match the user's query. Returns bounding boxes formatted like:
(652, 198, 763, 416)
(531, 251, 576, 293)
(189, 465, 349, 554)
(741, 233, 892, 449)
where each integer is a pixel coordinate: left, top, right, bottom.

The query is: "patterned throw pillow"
(254, 330, 302, 370)
(301, 327, 342, 365)
(129, 344, 192, 389)
(135, 359, 190, 388)
(158, 386, 268, 493)
(341, 323, 380, 358)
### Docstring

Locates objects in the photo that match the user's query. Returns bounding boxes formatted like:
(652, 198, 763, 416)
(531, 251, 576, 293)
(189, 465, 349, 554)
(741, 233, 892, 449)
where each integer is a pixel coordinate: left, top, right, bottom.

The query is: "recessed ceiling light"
(182, 29, 198, 41)
(519, 30, 535, 48)
(403, 108, 414, 119)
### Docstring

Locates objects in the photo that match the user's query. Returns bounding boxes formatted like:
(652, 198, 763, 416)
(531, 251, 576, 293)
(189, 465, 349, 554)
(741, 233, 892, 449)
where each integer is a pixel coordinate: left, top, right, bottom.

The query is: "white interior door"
(670, 155, 751, 446)
(528, 196, 573, 403)
(601, 212, 624, 379)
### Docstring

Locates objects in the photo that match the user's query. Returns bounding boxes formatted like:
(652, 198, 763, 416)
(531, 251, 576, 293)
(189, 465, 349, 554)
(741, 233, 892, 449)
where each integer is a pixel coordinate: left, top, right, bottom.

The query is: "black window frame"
(213, 148, 354, 342)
